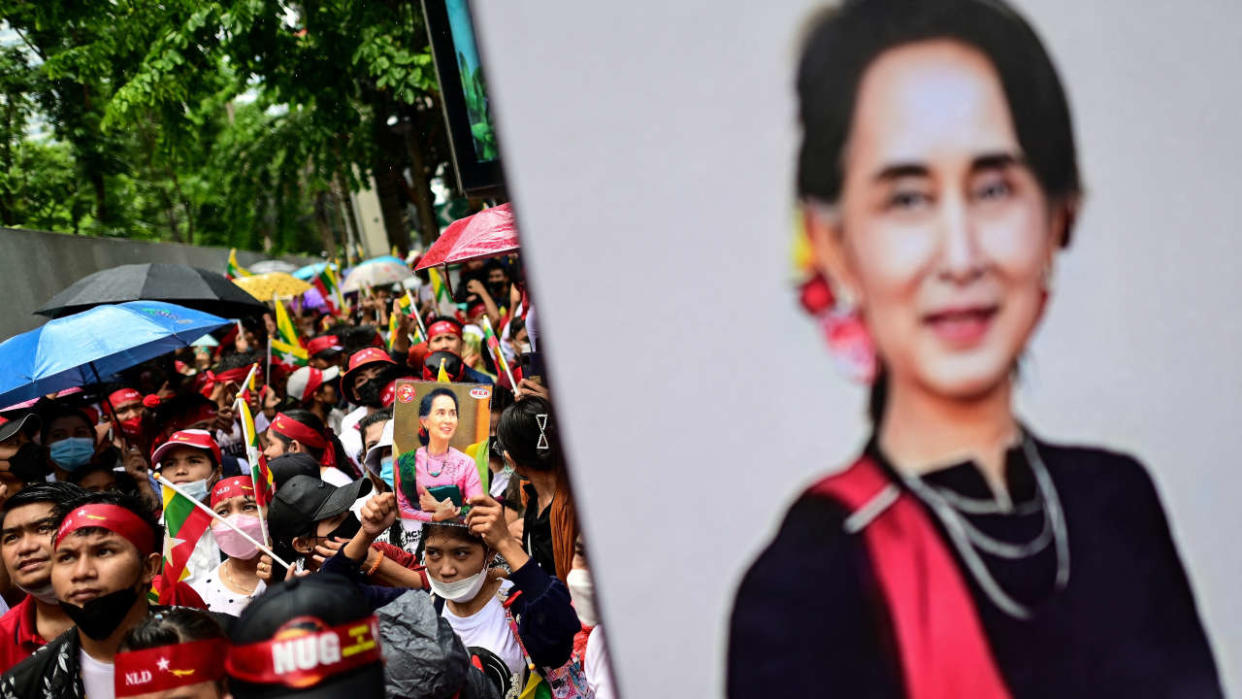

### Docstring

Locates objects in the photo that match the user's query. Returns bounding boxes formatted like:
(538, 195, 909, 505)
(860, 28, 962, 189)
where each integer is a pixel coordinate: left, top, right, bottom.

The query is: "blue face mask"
(49, 437, 95, 471)
(380, 456, 394, 489)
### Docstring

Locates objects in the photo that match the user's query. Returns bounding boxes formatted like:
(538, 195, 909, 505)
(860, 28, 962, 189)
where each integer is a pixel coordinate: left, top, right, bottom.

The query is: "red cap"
(151, 429, 222, 471)
(346, 348, 396, 373)
(211, 476, 255, 508)
(109, 388, 143, 410)
(114, 638, 227, 698)
(380, 380, 398, 408)
(306, 335, 343, 356)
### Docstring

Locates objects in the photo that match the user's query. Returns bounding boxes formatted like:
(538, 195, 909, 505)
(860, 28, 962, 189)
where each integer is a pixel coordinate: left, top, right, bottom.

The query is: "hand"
(418, 488, 441, 512)
(360, 492, 398, 536)
(464, 494, 513, 550)
(263, 313, 277, 336)
(430, 499, 461, 522)
(262, 385, 281, 410)
(466, 279, 487, 298)
(311, 536, 348, 566)
(517, 378, 549, 400)
(122, 446, 150, 478)
(257, 554, 274, 582)
(213, 404, 235, 433)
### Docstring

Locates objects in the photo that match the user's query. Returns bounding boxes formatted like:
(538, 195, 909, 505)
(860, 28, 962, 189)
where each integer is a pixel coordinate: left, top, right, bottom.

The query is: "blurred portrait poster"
(392, 379, 492, 523)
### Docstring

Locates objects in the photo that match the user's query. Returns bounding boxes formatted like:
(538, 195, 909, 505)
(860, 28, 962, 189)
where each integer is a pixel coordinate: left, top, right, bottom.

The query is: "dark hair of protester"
(491, 386, 515, 417)
(423, 522, 484, 549)
(795, 0, 1081, 425)
(357, 406, 394, 436)
(1, 481, 86, 521)
(37, 405, 94, 444)
(214, 350, 261, 374)
(66, 463, 143, 496)
(496, 396, 560, 474)
(268, 408, 351, 470)
(153, 393, 217, 432)
(118, 607, 227, 652)
(418, 388, 459, 447)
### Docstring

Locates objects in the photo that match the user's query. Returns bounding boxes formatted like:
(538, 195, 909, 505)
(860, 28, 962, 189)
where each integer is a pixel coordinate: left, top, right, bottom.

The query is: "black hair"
(482, 259, 509, 278)
(152, 393, 217, 432)
(496, 396, 560, 473)
(419, 388, 459, 418)
(213, 350, 261, 374)
(357, 407, 393, 435)
(490, 386, 515, 418)
(38, 405, 94, 444)
(1, 482, 87, 525)
(796, 0, 1080, 242)
(56, 489, 162, 553)
(67, 464, 142, 496)
(423, 522, 485, 549)
(119, 606, 227, 652)
(270, 409, 326, 460)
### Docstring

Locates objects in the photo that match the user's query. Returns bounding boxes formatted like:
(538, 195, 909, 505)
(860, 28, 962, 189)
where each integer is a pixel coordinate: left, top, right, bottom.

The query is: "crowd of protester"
(0, 255, 613, 698)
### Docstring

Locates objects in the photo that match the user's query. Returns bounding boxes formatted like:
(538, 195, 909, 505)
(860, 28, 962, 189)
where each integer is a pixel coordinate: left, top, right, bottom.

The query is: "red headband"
(270, 413, 334, 469)
(56, 504, 155, 555)
(427, 321, 460, 339)
(114, 638, 227, 697)
(226, 616, 381, 688)
(214, 365, 256, 386)
(109, 388, 143, 409)
(210, 476, 255, 508)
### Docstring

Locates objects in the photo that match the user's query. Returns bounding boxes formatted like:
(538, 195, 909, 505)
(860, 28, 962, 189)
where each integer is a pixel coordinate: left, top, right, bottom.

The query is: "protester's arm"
(465, 279, 502, 329)
(467, 494, 577, 668)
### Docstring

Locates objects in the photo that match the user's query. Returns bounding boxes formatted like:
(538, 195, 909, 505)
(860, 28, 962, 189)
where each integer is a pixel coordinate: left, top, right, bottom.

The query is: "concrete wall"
(0, 227, 316, 339)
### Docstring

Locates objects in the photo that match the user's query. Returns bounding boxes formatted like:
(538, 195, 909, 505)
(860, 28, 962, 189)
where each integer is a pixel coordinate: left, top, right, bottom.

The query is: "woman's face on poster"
(421, 394, 459, 442)
(809, 40, 1066, 400)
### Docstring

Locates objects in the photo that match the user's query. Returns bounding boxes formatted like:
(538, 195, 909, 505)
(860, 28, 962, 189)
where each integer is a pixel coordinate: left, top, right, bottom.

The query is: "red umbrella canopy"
(416, 203, 519, 270)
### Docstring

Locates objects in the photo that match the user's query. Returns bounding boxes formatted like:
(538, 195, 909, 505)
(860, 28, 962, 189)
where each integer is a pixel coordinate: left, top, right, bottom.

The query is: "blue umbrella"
(293, 262, 327, 281)
(0, 301, 231, 407)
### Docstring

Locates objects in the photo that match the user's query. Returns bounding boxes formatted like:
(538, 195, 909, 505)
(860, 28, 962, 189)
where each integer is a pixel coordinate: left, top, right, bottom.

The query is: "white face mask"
(170, 477, 211, 503)
(428, 562, 490, 602)
(16, 580, 58, 605)
(566, 568, 597, 627)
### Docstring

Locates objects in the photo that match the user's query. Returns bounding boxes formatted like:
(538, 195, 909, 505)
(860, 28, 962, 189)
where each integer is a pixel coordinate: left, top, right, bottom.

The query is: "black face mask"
(488, 282, 508, 302)
(8, 442, 47, 482)
(59, 587, 140, 640)
(353, 380, 384, 408)
(326, 512, 362, 542)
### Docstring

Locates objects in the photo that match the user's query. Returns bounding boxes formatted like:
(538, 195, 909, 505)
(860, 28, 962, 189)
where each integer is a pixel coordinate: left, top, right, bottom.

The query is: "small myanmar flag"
(271, 337, 308, 366)
(437, 357, 450, 383)
(237, 399, 274, 506)
(155, 485, 212, 604)
(226, 249, 251, 280)
(312, 267, 339, 314)
(388, 294, 414, 350)
(428, 267, 450, 304)
(273, 296, 303, 348)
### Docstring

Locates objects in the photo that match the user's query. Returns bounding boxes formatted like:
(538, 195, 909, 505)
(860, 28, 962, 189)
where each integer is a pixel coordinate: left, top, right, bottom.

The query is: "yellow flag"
(436, 357, 450, 383)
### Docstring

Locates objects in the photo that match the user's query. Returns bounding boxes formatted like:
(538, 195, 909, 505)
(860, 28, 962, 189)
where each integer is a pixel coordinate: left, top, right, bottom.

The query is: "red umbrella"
(415, 203, 519, 271)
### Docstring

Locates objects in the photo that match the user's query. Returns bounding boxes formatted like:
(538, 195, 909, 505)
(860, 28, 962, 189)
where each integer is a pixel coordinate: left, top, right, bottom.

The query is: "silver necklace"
(900, 433, 1070, 620)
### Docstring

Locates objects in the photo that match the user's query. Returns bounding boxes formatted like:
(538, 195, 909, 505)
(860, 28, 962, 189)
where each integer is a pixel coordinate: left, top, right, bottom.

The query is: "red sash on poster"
(807, 456, 1011, 699)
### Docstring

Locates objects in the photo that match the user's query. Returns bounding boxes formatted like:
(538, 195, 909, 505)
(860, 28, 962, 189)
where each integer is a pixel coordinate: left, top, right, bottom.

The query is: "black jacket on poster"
(728, 436, 1223, 698)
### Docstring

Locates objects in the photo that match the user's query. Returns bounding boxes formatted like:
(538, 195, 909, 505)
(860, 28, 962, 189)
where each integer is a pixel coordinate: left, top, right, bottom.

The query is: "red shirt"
(0, 596, 46, 672)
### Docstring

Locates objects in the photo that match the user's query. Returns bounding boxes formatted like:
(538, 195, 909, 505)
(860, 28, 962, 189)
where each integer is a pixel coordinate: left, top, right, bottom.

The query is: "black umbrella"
(35, 263, 268, 319)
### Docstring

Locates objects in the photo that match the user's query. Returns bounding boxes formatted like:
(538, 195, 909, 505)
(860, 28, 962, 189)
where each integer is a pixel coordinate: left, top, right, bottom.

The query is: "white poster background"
(472, 0, 1242, 694)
